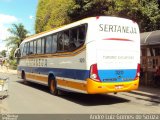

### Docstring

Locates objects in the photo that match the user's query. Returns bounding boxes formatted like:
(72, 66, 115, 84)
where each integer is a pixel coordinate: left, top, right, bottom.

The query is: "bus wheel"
(49, 78, 58, 95)
(22, 72, 27, 84)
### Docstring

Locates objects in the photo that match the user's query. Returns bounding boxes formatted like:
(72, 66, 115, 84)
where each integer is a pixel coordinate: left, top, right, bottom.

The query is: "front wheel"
(22, 72, 28, 84)
(49, 78, 58, 95)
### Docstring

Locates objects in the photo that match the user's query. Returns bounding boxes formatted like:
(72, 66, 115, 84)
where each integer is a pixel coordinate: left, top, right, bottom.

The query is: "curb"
(129, 87, 160, 103)
(130, 91, 160, 100)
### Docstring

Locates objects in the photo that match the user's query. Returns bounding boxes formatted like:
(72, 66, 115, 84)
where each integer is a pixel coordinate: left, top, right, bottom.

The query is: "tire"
(49, 77, 58, 95)
(22, 72, 27, 84)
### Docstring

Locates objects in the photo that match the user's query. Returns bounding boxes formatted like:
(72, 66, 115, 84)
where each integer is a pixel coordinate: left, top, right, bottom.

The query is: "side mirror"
(14, 48, 21, 58)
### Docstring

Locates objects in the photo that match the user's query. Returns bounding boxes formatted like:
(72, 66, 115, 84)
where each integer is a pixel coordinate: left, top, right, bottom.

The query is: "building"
(140, 30, 160, 86)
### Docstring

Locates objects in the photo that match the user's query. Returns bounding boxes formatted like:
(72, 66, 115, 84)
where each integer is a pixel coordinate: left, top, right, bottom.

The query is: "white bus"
(15, 16, 140, 95)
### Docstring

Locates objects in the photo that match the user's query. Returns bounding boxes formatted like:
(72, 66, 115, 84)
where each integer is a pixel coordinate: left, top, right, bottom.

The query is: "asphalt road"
(0, 72, 159, 114)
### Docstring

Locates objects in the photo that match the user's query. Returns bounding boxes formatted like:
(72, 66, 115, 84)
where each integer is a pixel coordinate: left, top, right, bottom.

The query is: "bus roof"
(22, 16, 136, 43)
(23, 17, 93, 42)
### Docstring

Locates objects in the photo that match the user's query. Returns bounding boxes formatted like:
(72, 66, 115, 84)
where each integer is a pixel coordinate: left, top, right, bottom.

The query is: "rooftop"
(141, 30, 160, 45)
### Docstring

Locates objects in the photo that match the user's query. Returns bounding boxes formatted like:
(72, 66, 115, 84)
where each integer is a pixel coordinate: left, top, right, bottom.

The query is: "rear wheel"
(49, 77, 58, 95)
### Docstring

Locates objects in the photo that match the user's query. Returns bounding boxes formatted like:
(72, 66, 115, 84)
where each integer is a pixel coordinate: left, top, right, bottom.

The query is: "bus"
(14, 16, 140, 95)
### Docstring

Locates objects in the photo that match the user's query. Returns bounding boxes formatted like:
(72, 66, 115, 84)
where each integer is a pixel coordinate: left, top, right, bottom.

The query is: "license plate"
(115, 85, 123, 89)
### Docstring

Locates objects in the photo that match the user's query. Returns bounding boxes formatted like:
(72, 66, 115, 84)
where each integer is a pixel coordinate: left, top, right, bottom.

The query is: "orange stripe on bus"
(26, 73, 48, 83)
(26, 73, 34, 79)
(26, 73, 87, 91)
(57, 79, 87, 91)
(35, 75, 48, 82)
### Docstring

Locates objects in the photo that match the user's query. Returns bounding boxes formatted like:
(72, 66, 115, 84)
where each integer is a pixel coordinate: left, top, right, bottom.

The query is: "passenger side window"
(41, 38, 45, 54)
(26, 42, 30, 55)
(33, 40, 37, 54)
(45, 36, 52, 54)
(57, 30, 70, 52)
(37, 39, 41, 54)
(57, 24, 87, 52)
(52, 34, 57, 53)
(63, 30, 70, 51)
(19, 44, 24, 57)
(22, 43, 27, 56)
(57, 32, 64, 52)
(78, 25, 86, 45)
(70, 28, 78, 51)
(24, 24, 87, 54)
(69, 24, 87, 51)
(29, 41, 34, 54)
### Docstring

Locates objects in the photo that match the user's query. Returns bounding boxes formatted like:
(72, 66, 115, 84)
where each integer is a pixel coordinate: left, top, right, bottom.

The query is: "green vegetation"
(5, 23, 29, 69)
(35, 0, 74, 33)
(36, 0, 160, 33)
(6, 23, 29, 48)
(68, 0, 112, 21)
(111, 0, 160, 32)
(0, 50, 7, 57)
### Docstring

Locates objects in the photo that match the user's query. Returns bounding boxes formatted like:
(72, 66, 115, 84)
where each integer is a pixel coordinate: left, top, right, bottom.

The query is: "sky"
(0, 0, 38, 51)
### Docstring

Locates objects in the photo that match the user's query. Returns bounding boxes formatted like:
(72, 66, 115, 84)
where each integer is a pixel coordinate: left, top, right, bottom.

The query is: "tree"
(158, 0, 160, 8)
(5, 23, 28, 69)
(0, 50, 7, 57)
(68, 0, 113, 21)
(35, 0, 160, 33)
(5, 23, 29, 48)
(111, 0, 160, 32)
(35, 0, 74, 33)
(139, 0, 160, 32)
(9, 47, 16, 60)
(69, 0, 160, 32)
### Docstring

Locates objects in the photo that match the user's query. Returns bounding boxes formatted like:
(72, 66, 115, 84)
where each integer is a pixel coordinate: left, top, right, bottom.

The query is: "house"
(140, 30, 160, 86)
